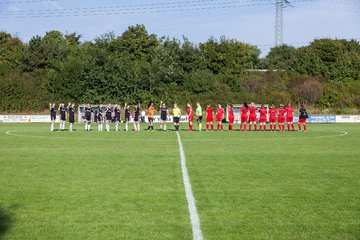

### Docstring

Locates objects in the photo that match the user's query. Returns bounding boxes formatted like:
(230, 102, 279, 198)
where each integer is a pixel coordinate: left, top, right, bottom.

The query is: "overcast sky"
(1, 0, 359, 56)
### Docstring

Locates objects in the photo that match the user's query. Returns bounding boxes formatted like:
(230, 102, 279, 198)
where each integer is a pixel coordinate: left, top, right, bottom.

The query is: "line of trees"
(1, 25, 359, 113)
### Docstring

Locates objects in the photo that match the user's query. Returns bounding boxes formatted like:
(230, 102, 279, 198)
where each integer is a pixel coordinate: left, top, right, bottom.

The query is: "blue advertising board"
(294, 115, 336, 123)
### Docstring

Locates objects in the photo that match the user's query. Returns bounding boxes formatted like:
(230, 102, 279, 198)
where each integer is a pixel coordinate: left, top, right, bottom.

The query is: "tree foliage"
(0, 26, 359, 113)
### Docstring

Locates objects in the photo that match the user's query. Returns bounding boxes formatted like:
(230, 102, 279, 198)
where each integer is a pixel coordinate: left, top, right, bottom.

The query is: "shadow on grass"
(0, 208, 12, 239)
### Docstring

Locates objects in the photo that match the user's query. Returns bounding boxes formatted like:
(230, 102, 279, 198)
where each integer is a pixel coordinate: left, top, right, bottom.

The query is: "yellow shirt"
(173, 107, 181, 117)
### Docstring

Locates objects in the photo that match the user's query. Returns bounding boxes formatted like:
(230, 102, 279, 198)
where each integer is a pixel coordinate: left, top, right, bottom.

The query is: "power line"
(0, 0, 58, 4)
(0, 1, 277, 18)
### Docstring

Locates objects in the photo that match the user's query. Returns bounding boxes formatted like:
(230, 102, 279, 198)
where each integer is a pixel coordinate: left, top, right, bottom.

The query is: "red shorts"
(260, 117, 267, 123)
(216, 117, 222, 122)
(278, 116, 285, 123)
(299, 118, 307, 123)
(228, 116, 234, 124)
(241, 115, 248, 123)
(188, 114, 194, 121)
(269, 116, 276, 123)
(206, 117, 213, 122)
(286, 116, 293, 123)
(249, 114, 256, 122)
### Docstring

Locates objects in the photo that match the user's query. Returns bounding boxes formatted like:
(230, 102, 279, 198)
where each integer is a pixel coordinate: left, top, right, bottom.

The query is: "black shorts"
(85, 115, 91, 122)
(197, 116, 203, 123)
(161, 115, 167, 121)
(148, 118, 153, 123)
(51, 114, 56, 121)
(69, 116, 74, 124)
(115, 115, 120, 122)
(98, 115, 103, 122)
(106, 115, 112, 121)
(125, 116, 130, 122)
(60, 115, 66, 121)
(134, 115, 139, 122)
(173, 117, 180, 124)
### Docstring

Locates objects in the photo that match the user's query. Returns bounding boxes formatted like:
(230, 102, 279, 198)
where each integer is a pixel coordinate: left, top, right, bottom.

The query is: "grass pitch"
(0, 123, 359, 239)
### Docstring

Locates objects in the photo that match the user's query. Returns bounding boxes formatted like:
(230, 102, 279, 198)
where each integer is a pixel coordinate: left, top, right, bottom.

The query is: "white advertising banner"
(0, 115, 59, 123)
(336, 115, 360, 123)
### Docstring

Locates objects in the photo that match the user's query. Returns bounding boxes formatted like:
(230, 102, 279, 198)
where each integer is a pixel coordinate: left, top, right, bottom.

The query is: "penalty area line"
(176, 131, 204, 240)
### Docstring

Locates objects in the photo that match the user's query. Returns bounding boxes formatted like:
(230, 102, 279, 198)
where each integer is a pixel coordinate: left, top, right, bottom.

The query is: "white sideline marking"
(176, 131, 204, 240)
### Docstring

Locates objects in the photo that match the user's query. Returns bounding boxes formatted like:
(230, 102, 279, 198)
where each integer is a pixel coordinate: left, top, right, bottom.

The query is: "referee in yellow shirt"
(172, 103, 181, 131)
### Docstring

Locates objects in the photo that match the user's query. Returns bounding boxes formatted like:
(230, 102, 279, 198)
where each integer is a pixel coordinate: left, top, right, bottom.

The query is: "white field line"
(176, 131, 203, 240)
(5, 130, 349, 142)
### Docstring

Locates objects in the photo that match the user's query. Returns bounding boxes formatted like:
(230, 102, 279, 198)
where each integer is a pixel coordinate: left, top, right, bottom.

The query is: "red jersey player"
(248, 102, 258, 131)
(216, 104, 225, 131)
(258, 104, 268, 131)
(277, 104, 286, 132)
(268, 104, 277, 131)
(239, 102, 249, 131)
(285, 103, 295, 131)
(187, 102, 194, 132)
(227, 104, 235, 131)
(206, 104, 214, 131)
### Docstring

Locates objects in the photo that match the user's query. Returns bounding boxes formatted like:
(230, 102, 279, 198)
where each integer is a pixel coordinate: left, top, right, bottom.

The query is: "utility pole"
(275, 0, 290, 46)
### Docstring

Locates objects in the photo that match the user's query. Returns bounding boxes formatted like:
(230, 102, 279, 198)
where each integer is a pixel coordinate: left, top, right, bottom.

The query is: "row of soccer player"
(49, 102, 309, 132)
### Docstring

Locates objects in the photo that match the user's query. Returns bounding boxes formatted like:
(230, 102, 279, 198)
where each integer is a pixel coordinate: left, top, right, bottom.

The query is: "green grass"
(0, 123, 359, 239)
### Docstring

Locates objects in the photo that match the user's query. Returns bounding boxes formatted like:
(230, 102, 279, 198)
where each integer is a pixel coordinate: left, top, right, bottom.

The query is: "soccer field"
(0, 123, 359, 240)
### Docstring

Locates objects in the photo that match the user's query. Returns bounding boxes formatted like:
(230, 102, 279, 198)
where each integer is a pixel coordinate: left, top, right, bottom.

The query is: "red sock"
(304, 124, 307, 131)
(270, 125, 272, 131)
(216, 124, 219, 130)
(244, 124, 247, 131)
(291, 124, 295, 131)
(264, 125, 267, 131)
(249, 125, 252, 130)
(211, 125, 214, 131)
(221, 125, 223, 130)
(287, 124, 290, 131)
(240, 124, 243, 131)
(206, 123, 209, 130)
(190, 125, 193, 131)
(230, 125, 233, 131)
(260, 125, 262, 131)
(254, 124, 257, 130)
(298, 123, 301, 130)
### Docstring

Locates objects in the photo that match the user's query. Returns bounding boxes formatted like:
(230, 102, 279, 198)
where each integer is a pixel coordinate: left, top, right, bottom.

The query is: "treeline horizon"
(1, 24, 359, 114)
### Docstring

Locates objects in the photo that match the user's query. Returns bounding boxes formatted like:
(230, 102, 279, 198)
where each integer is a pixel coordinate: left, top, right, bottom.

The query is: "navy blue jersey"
(60, 106, 66, 117)
(160, 107, 168, 117)
(50, 106, 56, 115)
(114, 106, 120, 117)
(125, 108, 130, 118)
(97, 107, 103, 121)
(85, 107, 93, 117)
(299, 108, 308, 119)
(69, 107, 75, 118)
(105, 107, 112, 118)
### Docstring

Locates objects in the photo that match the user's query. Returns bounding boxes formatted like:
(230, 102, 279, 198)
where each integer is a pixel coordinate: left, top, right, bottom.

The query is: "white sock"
(115, 122, 119, 131)
(133, 123, 137, 131)
(126, 123, 128, 131)
(160, 124, 163, 130)
(164, 124, 166, 131)
(70, 124, 73, 131)
(137, 123, 140, 131)
(51, 123, 54, 131)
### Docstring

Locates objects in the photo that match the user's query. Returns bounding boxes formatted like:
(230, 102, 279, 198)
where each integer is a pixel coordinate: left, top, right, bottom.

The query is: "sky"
(0, 0, 359, 56)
